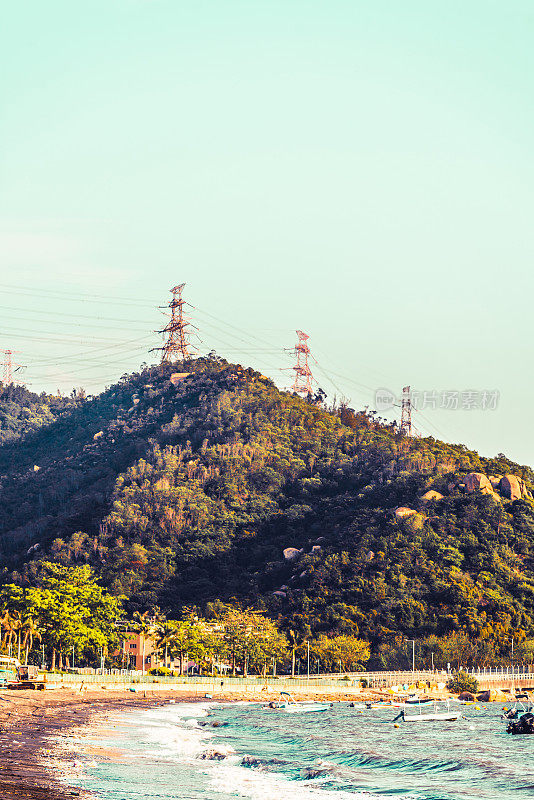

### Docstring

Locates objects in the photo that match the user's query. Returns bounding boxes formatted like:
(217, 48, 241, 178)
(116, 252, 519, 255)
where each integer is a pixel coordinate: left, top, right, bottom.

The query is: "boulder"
(272, 591, 286, 598)
(477, 688, 509, 703)
(394, 507, 417, 520)
(283, 547, 302, 561)
(421, 490, 444, 502)
(93, 431, 104, 440)
(170, 372, 191, 385)
(458, 691, 475, 701)
(311, 545, 322, 553)
(489, 475, 502, 490)
(500, 474, 524, 501)
(463, 473, 493, 494)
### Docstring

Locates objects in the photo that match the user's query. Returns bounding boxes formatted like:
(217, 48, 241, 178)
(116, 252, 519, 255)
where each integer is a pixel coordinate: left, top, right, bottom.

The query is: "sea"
(56, 700, 534, 800)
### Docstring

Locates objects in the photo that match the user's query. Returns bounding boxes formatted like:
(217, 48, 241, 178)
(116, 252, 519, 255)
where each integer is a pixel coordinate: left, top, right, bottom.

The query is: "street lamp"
(307, 641, 310, 681)
(407, 640, 415, 672)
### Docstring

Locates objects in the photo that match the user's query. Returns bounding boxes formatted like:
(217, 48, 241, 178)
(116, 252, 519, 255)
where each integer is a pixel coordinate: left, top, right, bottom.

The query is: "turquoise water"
(71, 701, 534, 800)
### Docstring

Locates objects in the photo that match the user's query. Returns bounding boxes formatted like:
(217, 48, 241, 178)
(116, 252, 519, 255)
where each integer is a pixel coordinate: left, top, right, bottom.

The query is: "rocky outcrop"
(500, 474, 525, 501)
(421, 490, 444, 502)
(463, 473, 493, 494)
(283, 547, 302, 561)
(170, 372, 191, 385)
(394, 507, 417, 519)
(458, 691, 476, 701)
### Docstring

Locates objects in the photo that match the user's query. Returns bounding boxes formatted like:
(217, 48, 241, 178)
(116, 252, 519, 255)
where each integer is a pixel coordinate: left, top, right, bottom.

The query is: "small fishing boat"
(506, 711, 534, 734)
(394, 700, 460, 723)
(501, 694, 533, 721)
(401, 709, 460, 722)
(389, 695, 435, 709)
(278, 692, 330, 713)
(404, 695, 434, 706)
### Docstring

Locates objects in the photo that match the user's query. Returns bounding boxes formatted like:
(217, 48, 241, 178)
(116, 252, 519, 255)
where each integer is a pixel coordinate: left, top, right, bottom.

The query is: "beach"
(0, 688, 199, 799)
(0, 684, 390, 799)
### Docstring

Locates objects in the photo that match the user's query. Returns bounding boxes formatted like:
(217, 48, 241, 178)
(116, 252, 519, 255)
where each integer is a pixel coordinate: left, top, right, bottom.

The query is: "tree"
(214, 605, 288, 677)
(166, 619, 205, 675)
(308, 635, 370, 673)
(21, 615, 42, 665)
(0, 562, 123, 670)
(447, 670, 479, 694)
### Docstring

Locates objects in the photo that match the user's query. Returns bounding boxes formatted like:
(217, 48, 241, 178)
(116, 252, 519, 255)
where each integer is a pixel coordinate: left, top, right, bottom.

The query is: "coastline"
(0, 684, 454, 799)
(0, 688, 202, 800)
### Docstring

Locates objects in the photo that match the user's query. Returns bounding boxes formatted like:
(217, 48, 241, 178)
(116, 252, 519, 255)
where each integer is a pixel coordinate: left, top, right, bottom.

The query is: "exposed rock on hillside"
(463, 473, 493, 494)
(394, 507, 417, 519)
(421, 490, 444, 501)
(500, 474, 525, 501)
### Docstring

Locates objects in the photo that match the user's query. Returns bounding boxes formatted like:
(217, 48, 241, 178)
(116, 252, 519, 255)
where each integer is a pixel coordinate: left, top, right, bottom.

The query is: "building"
(118, 631, 158, 672)
(116, 631, 184, 672)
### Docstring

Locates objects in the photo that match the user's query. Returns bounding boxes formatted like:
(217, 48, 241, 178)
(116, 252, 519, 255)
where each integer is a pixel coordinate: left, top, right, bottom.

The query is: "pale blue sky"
(1, 1, 533, 465)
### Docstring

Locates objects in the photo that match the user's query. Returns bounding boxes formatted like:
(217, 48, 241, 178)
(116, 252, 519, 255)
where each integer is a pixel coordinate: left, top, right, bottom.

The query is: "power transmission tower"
(151, 284, 197, 364)
(290, 330, 314, 396)
(400, 385, 412, 436)
(1, 349, 23, 386)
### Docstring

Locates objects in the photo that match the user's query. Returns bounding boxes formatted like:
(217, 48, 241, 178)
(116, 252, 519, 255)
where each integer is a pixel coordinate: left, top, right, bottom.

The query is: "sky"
(1, 1, 533, 465)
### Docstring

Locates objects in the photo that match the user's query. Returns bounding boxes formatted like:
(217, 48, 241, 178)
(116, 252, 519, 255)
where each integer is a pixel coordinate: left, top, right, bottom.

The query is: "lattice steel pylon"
(290, 330, 314, 396)
(400, 385, 412, 436)
(151, 284, 197, 364)
(1, 349, 23, 386)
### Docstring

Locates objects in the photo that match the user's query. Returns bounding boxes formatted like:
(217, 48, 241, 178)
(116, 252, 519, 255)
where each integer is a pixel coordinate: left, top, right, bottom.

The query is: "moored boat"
(394, 700, 460, 723)
(278, 691, 330, 713)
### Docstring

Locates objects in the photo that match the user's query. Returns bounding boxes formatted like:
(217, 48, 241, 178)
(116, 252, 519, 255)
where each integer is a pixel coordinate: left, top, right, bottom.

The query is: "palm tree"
(0, 610, 13, 653)
(155, 621, 177, 671)
(4, 611, 22, 661)
(22, 616, 42, 665)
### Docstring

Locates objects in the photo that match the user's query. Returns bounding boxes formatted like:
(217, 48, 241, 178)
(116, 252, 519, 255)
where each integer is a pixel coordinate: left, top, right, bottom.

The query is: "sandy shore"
(0, 684, 454, 799)
(0, 687, 203, 799)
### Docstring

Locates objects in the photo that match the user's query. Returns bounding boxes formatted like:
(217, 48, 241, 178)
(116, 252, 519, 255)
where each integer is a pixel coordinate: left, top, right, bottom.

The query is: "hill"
(0, 356, 533, 660)
(0, 383, 80, 445)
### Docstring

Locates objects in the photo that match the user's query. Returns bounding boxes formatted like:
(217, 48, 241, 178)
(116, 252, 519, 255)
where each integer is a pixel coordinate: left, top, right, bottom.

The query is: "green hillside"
(1, 357, 533, 660)
(0, 383, 79, 445)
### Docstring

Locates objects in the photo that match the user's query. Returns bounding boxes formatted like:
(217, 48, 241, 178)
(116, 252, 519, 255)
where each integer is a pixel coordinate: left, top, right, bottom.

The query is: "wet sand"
(0, 688, 200, 799)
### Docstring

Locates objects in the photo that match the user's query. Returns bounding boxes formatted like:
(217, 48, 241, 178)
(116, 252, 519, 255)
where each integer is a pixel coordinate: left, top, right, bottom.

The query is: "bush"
(446, 670, 479, 694)
(360, 678, 368, 688)
(149, 667, 172, 676)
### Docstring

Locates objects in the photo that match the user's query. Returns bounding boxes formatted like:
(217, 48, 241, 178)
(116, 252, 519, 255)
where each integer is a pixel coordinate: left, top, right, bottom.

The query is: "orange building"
(118, 632, 160, 672)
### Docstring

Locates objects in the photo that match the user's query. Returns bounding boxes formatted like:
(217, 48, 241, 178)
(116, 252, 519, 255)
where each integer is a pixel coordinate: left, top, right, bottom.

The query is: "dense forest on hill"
(0, 356, 533, 661)
(0, 383, 80, 445)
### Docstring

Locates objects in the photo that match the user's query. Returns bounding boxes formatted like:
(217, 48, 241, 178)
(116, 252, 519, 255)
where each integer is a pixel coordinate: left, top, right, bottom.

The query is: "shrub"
(149, 667, 172, 676)
(446, 670, 479, 694)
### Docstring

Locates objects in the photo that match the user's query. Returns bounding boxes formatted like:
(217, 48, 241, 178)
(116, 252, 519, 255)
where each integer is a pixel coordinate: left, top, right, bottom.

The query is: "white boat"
(396, 700, 460, 722)
(404, 695, 434, 706)
(401, 709, 460, 722)
(278, 692, 330, 713)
